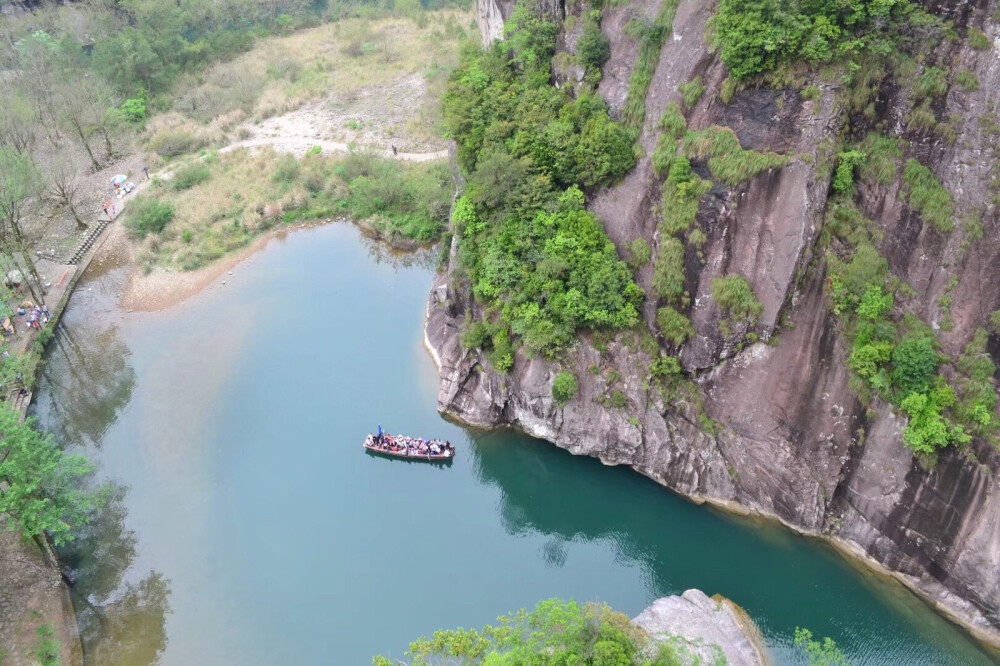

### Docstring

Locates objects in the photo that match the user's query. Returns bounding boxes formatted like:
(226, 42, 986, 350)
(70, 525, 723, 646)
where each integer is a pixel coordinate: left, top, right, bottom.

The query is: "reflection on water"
(30, 224, 999, 666)
(59, 486, 171, 666)
(33, 264, 171, 666)
(38, 323, 135, 450)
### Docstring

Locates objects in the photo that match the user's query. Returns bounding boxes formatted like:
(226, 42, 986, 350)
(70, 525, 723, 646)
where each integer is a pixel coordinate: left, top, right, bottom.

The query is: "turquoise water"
(32, 223, 998, 664)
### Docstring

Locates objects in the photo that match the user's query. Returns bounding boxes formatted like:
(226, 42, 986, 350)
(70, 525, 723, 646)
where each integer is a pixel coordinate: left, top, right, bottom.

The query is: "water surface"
(33, 223, 998, 664)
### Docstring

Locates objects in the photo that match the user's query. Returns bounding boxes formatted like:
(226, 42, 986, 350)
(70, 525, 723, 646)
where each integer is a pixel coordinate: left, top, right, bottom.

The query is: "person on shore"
(391, 144, 398, 156)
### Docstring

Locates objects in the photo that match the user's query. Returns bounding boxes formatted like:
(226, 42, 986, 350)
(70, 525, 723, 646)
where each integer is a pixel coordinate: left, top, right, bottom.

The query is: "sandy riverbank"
(99, 220, 329, 312)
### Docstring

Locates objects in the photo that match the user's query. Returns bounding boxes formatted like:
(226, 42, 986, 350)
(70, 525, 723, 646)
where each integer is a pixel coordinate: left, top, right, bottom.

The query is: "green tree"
(794, 627, 850, 665)
(577, 18, 611, 70)
(0, 404, 103, 547)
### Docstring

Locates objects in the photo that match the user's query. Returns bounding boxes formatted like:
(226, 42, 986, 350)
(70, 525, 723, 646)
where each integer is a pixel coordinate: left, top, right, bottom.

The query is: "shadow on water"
(364, 448, 455, 468)
(466, 430, 1000, 664)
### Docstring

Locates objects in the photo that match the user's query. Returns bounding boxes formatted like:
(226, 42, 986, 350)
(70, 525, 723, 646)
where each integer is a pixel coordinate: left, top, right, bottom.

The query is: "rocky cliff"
(632, 589, 767, 665)
(432, 0, 1000, 649)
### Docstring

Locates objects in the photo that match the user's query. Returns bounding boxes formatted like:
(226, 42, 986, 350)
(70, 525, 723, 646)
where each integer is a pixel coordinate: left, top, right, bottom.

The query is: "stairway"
(64, 219, 110, 265)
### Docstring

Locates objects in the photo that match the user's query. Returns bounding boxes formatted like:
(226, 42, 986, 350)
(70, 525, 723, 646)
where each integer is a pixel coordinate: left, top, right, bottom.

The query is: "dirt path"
(219, 135, 448, 161)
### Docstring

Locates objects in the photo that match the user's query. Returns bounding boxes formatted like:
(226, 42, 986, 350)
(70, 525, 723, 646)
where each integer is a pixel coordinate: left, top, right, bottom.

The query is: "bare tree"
(0, 148, 46, 305)
(45, 159, 88, 231)
(0, 93, 37, 155)
(14, 36, 63, 147)
(57, 78, 122, 171)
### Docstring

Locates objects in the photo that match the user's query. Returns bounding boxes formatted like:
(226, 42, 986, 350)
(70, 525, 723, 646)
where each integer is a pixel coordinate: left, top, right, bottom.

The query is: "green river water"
(31, 223, 998, 665)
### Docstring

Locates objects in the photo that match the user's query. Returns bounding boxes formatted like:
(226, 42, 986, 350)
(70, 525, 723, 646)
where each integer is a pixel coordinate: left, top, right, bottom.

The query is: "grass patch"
(621, 0, 679, 130)
(138, 147, 451, 271)
(902, 159, 954, 233)
(172, 163, 212, 190)
(955, 69, 979, 92)
(968, 28, 991, 50)
(657, 306, 693, 346)
(859, 133, 902, 185)
(682, 126, 788, 186)
(712, 274, 763, 335)
(679, 76, 706, 109)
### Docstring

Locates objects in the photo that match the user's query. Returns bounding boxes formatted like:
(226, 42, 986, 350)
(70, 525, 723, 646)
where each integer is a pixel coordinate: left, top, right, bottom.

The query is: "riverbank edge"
(420, 298, 1000, 655)
(5, 222, 117, 666)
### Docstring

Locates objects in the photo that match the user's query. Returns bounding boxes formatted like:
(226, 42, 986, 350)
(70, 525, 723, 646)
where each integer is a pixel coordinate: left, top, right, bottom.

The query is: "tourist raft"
(364, 432, 455, 461)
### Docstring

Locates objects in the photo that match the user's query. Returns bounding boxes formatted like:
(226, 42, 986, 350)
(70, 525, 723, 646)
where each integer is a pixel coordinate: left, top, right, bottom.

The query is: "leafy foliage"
(823, 200, 985, 453)
(444, 9, 642, 356)
(832, 149, 866, 196)
(711, 0, 935, 80)
(0, 405, 103, 546)
(373, 598, 703, 666)
(578, 15, 611, 71)
(794, 627, 850, 666)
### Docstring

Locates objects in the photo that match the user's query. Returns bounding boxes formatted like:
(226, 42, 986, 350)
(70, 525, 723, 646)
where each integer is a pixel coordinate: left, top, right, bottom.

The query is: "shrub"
(679, 77, 706, 108)
(902, 159, 954, 233)
(124, 198, 175, 238)
(577, 19, 611, 70)
(900, 383, 968, 453)
(627, 237, 651, 269)
(892, 334, 939, 395)
(990, 310, 1000, 335)
(800, 84, 821, 101)
(711, 274, 763, 327)
(832, 149, 866, 196)
(552, 371, 579, 405)
(148, 128, 205, 157)
(720, 77, 737, 104)
(272, 155, 301, 184)
(657, 306, 693, 346)
(171, 163, 211, 190)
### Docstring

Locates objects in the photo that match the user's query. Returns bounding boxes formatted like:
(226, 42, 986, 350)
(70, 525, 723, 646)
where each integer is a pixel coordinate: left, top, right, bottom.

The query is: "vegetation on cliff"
(445, 5, 641, 360)
(372, 597, 848, 665)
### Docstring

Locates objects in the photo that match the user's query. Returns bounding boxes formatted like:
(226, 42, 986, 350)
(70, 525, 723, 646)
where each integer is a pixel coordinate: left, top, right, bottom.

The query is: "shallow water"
(32, 223, 998, 664)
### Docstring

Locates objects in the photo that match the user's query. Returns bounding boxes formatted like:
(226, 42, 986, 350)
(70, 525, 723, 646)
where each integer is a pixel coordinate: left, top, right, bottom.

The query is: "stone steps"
(64, 220, 109, 265)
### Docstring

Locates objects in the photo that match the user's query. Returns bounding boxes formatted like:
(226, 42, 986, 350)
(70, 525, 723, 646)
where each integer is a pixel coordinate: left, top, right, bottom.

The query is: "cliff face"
(433, 0, 1000, 648)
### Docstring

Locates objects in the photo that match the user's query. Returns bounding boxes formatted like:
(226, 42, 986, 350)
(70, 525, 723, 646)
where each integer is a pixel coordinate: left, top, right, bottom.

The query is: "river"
(31, 223, 998, 665)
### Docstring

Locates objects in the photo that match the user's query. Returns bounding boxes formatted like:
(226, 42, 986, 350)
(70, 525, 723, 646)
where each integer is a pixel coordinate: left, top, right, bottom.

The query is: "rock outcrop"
(435, 0, 1000, 649)
(632, 590, 767, 666)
